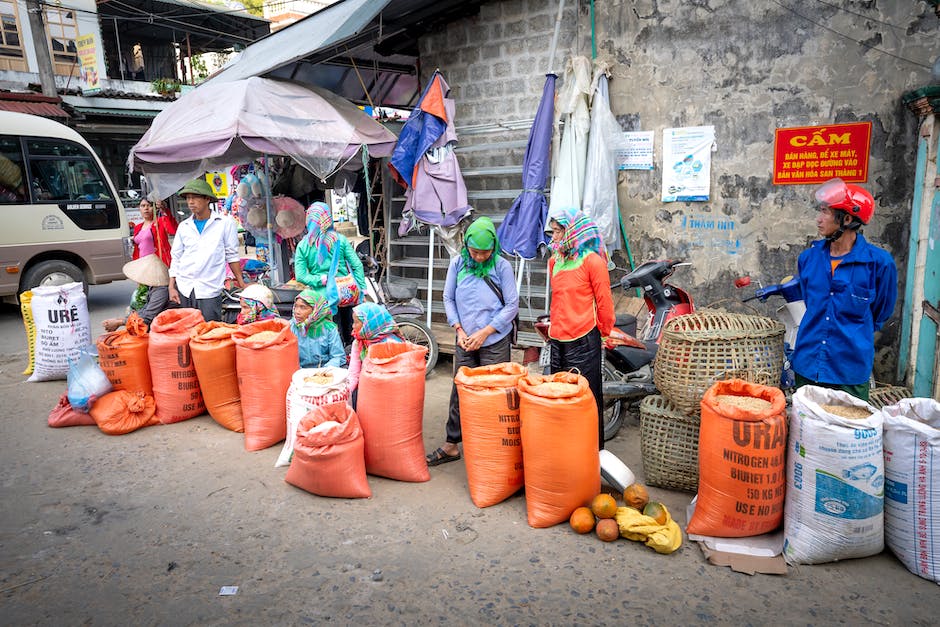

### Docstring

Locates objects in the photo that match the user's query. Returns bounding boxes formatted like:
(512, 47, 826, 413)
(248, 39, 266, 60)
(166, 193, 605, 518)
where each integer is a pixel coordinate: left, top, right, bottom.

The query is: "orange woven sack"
(518, 372, 600, 528)
(90, 390, 158, 435)
(357, 341, 429, 482)
(48, 392, 96, 427)
(149, 308, 205, 423)
(285, 402, 371, 499)
(97, 312, 152, 395)
(455, 362, 527, 507)
(190, 321, 243, 432)
(233, 319, 298, 451)
(687, 379, 787, 538)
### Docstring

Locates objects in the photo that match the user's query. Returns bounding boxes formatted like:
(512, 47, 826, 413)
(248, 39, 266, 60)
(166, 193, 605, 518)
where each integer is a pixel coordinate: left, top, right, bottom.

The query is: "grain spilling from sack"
(537, 382, 580, 395)
(714, 394, 772, 411)
(201, 326, 235, 339)
(821, 404, 872, 419)
(249, 330, 280, 343)
(303, 371, 334, 385)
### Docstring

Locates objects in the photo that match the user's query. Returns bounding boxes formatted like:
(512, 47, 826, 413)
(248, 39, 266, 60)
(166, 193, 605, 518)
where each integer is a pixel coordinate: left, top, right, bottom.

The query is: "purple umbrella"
(497, 74, 556, 260)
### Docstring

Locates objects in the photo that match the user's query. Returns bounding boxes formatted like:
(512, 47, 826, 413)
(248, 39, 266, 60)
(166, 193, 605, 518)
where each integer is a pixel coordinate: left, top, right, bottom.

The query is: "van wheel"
(22, 260, 86, 294)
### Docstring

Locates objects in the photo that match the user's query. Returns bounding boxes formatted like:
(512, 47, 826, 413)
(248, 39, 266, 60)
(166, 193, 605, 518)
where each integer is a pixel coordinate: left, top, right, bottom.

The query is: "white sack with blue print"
(882, 398, 940, 584)
(783, 385, 883, 565)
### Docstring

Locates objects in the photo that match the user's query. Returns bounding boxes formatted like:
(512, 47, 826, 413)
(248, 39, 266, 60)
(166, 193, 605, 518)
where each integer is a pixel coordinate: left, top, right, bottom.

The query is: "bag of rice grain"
(276, 367, 349, 467)
(687, 379, 787, 538)
(881, 398, 940, 583)
(233, 319, 298, 451)
(25, 282, 91, 382)
(783, 385, 882, 564)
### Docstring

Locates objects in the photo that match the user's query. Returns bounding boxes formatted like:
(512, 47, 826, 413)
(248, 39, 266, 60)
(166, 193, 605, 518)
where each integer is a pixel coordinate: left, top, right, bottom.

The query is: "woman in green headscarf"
(426, 216, 519, 467)
(289, 289, 347, 368)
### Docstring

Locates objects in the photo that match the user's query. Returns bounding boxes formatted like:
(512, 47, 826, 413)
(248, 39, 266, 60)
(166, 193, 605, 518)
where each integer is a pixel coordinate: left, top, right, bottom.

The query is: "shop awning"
(0, 99, 69, 119)
(202, 0, 487, 108)
(204, 0, 391, 86)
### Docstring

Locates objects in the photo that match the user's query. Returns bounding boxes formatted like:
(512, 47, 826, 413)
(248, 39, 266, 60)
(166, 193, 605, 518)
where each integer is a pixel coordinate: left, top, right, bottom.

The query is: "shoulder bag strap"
(482, 274, 505, 306)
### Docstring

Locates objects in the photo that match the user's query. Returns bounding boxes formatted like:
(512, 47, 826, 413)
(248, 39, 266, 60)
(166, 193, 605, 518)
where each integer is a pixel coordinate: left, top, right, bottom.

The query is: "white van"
(0, 111, 130, 303)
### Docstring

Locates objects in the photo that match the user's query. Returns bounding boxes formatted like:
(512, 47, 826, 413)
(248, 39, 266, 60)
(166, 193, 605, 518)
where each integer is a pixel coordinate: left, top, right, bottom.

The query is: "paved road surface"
(0, 283, 936, 624)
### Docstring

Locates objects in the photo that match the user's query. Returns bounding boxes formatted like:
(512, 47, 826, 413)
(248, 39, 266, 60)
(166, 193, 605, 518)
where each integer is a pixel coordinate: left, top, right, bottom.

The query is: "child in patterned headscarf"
(545, 208, 615, 450)
(236, 283, 279, 324)
(346, 302, 404, 406)
(293, 201, 366, 346)
(290, 289, 346, 368)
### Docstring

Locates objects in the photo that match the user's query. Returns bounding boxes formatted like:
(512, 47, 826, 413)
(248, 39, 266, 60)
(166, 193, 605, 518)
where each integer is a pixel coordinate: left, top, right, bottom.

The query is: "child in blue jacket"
(290, 289, 347, 368)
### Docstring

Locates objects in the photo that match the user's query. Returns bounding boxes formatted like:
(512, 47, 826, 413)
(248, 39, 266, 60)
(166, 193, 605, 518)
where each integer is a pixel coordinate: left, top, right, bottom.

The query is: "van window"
(25, 136, 119, 229)
(0, 136, 27, 203)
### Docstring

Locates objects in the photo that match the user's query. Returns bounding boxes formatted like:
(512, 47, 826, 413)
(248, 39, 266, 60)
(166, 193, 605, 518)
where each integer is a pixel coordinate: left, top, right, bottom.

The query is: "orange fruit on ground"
(643, 501, 668, 525)
(595, 518, 620, 542)
(623, 483, 649, 511)
(569, 506, 596, 534)
(591, 493, 618, 519)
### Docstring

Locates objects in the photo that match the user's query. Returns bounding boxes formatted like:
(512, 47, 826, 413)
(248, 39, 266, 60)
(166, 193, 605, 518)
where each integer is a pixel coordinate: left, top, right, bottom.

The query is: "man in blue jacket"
(792, 178, 898, 401)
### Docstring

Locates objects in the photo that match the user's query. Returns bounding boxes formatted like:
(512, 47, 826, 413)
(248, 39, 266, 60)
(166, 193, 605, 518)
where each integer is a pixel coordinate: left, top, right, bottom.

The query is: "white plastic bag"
(882, 398, 940, 583)
(26, 282, 91, 382)
(783, 386, 883, 565)
(67, 346, 113, 412)
(275, 367, 350, 467)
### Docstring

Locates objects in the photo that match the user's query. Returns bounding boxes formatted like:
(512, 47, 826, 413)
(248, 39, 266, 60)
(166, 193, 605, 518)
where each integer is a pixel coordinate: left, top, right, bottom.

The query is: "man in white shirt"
(168, 178, 245, 321)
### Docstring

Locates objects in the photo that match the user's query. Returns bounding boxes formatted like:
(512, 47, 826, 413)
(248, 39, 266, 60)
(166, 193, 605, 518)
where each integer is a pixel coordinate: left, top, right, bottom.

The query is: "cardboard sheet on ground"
(686, 498, 787, 575)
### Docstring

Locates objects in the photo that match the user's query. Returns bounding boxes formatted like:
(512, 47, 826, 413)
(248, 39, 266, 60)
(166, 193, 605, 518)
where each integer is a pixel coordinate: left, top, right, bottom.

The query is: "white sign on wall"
(616, 131, 655, 170)
(661, 126, 715, 202)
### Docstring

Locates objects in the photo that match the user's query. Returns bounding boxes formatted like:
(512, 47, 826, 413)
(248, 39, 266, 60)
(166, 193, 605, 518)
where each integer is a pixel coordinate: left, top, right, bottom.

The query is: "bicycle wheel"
(395, 316, 439, 377)
(602, 360, 625, 441)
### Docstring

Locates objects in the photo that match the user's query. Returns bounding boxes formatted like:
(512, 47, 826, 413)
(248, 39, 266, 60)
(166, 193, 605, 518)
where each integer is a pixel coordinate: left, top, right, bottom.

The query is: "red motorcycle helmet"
(814, 178, 874, 224)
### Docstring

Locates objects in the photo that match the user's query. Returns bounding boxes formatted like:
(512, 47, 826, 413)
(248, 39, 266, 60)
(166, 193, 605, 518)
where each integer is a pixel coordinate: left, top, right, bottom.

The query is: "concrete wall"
(419, 0, 939, 382)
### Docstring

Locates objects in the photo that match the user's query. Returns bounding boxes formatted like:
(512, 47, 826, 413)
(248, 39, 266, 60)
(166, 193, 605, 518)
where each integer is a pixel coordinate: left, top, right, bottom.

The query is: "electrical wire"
(771, 0, 932, 69)
(811, 0, 919, 33)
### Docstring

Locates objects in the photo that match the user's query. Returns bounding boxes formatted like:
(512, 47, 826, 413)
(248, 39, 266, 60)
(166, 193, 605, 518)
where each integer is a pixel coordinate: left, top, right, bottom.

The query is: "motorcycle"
(735, 274, 805, 389)
(536, 259, 694, 441)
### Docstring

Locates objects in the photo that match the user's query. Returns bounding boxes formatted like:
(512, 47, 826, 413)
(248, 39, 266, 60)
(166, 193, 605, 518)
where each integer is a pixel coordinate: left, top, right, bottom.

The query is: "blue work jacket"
(792, 234, 897, 386)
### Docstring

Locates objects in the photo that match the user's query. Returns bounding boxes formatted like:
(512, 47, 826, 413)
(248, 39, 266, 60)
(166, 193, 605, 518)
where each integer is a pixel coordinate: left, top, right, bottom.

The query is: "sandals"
(426, 447, 461, 467)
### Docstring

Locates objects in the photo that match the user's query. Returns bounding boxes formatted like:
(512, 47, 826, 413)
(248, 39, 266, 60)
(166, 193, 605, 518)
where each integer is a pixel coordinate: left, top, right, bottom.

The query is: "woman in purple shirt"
(426, 217, 518, 466)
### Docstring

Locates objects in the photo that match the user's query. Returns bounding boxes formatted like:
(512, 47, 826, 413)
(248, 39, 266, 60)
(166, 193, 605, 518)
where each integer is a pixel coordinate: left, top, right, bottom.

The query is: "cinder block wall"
(418, 0, 939, 382)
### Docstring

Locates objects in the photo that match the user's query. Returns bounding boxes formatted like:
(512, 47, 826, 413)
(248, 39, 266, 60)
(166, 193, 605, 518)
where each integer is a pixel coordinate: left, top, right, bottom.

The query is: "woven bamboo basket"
(868, 384, 912, 410)
(639, 394, 699, 492)
(653, 311, 785, 415)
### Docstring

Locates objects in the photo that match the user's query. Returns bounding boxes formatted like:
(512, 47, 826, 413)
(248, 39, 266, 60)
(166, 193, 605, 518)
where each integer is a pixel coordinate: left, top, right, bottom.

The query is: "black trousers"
(179, 290, 223, 323)
(334, 305, 354, 347)
(445, 334, 512, 444)
(550, 327, 604, 450)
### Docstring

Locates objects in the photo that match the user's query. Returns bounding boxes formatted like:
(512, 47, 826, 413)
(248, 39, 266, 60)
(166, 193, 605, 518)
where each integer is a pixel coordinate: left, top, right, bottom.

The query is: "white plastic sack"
(67, 346, 113, 412)
(548, 56, 591, 215)
(581, 69, 621, 254)
(26, 282, 91, 382)
(276, 367, 350, 467)
(783, 386, 883, 565)
(882, 398, 940, 583)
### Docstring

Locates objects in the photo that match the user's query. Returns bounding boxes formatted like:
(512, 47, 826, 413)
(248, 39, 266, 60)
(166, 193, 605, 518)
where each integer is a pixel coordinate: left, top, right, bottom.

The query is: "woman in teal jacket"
(294, 201, 366, 346)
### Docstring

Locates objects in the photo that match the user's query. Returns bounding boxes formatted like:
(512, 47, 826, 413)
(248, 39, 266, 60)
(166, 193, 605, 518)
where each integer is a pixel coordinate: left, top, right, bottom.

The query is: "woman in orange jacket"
(546, 208, 615, 450)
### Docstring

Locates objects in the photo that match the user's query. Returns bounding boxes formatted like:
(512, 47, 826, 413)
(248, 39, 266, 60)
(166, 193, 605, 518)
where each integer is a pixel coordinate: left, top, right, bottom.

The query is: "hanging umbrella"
(548, 56, 592, 216)
(130, 76, 398, 201)
(496, 73, 556, 260)
(389, 70, 470, 236)
(581, 67, 622, 254)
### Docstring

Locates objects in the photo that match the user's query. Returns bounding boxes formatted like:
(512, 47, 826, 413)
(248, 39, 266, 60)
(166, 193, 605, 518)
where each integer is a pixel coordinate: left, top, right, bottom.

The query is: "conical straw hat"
(123, 254, 170, 286)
